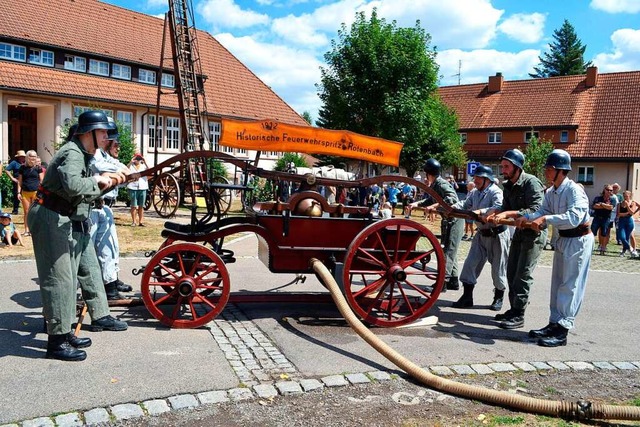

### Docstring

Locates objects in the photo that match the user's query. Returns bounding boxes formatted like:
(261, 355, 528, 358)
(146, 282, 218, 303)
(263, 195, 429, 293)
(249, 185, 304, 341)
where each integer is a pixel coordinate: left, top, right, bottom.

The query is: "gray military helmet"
(545, 149, 572, 171)
(501, 149, 525, 169)
(75, 110, 110, 134)
(472, 164, 494, 181)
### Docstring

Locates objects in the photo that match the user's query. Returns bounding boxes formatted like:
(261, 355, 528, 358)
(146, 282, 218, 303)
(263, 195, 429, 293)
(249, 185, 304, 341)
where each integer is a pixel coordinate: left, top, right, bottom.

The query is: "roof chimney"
(585, 66, 598, 88)
(488, 72, 504, 93)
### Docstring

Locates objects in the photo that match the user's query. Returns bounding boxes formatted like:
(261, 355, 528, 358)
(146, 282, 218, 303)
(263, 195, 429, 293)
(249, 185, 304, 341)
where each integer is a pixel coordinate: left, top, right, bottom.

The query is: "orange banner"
(219, 118, 403, 167)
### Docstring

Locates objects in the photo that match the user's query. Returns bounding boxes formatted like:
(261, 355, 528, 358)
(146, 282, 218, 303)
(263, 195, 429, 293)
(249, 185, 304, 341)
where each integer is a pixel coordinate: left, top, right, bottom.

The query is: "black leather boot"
(452, 283, 474, 308)
(494, 308, 514, 321)
(91, 315, 128, 332)
(490, 289, 504, 311)
(67, 332, 92, 349)
(499, 309, 525, 329)
(528, 322, 559, 338)
(446, 277, 460, 291)
(537, 324, 568, 347)
(105, 281, 124, 301)
(115, 278, 133, 293)
(46, 334, 87, 361)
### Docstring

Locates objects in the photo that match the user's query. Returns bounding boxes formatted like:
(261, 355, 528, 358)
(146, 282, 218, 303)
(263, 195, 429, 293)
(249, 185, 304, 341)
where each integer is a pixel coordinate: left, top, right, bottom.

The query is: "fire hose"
(310, 258, 640, 422)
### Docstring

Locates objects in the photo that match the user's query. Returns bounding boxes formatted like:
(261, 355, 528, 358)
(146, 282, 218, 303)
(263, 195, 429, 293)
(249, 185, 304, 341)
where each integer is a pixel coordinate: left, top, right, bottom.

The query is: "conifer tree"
(530, 19, 592, 78)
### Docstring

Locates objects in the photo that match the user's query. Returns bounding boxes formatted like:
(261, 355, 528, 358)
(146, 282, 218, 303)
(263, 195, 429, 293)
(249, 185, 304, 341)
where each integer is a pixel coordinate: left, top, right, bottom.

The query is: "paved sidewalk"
(1, 234, 639, 425)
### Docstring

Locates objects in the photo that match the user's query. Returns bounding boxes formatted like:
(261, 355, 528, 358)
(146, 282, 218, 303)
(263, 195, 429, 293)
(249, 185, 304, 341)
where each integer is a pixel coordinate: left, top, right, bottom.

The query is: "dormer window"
(525, 131, 539, 143)
(0, 42, 26, 62)
(64, 55, 86, 72)
(488, 132, 502, 144)
(139, 69, 156, 84)
(161, 73, 175, 88)
(460, 133, 467, 144)
(28, 48, 54, 66)
(112, 63, 131, 80)
(560, 130, 569, 143)
(89, 59, 109, 76)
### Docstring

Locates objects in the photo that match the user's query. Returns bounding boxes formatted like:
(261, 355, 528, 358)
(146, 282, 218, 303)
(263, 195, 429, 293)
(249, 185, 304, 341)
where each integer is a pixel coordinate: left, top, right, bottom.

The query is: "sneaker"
(620, 251, 626, 257)
(630, 250, 638, 258)
(91, 315, 128, 332)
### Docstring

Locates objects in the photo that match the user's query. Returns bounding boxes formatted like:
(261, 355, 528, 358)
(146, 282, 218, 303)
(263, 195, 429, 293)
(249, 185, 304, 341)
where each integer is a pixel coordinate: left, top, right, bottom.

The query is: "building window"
(209, 122, 221, 151)
(117, 111, 133, 131)
(236, 148, 247, 157)
(459, 133, 467, 144)
(0, 42, 27, 62)
(112, 63, 131, 80)
(148, 115, 164, 150)
(525, 131, 539, 143)
(161, 73, 175, 88)
(89, 59, 109, 76)
(64, 55, 86, 72)
(139, 69, 156, 84)
(28, 48, 54, 66)
(166, 117, 180, 150)
(577, 166, 594, 186)
(488, 132, 502, 144)
(73, 106, 113, 118)
(560, 130, 569, 143)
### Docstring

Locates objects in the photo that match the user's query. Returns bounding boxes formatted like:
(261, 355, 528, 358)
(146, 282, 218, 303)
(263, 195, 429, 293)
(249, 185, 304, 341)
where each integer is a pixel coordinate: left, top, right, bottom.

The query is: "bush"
(1, 167, 13, 209)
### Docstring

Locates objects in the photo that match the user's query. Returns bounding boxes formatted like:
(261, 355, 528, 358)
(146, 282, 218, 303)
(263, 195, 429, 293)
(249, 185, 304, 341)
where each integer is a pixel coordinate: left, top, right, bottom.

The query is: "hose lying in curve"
(310, 258, 640, 422)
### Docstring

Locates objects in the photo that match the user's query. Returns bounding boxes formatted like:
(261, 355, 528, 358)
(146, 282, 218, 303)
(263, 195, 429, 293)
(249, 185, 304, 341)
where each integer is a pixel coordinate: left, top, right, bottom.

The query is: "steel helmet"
(472, 164, 495, 181)
(501, 149, 525, 169)
(106, 117, 119, 141)
(422, 158, 441, 176)
(545, 149, 572, 171)
(75, 110, 110, 134)
(66, 123, 79, 142)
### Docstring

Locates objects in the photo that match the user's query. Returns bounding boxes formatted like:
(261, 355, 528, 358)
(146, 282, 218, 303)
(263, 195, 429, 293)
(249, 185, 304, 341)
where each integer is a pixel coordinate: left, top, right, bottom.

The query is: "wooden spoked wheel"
(141, 243, 230, 328)
(211, 176, 232, 215)
(153, 173, 180, 218)
(342, 218, 445, 327)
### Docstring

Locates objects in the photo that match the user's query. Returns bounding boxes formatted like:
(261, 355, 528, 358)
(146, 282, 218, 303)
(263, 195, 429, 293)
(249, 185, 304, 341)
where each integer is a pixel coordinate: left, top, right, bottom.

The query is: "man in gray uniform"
(454, 164, 509, 311)
(486, 149, 547, 329)
(29, 111, 125, 361)
(409, 158, 464, 291)
(515, 149, 594, 347)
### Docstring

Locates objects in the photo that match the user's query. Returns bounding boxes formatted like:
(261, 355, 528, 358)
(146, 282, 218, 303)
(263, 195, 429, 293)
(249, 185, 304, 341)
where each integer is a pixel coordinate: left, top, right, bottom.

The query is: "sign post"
(466, 161, 480, 176)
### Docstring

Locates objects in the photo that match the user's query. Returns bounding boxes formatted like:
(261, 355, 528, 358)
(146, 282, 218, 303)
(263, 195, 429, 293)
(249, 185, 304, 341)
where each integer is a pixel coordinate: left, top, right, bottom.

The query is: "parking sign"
(467, 161, 480, 176)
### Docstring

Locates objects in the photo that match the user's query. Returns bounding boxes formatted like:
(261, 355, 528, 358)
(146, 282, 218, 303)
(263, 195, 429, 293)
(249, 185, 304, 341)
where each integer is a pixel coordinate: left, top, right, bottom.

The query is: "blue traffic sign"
(467, 161, 480, 175)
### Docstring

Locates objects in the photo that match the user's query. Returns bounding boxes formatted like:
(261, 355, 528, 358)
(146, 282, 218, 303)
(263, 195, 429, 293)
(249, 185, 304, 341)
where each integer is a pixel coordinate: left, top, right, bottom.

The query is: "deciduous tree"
(317, 9, 464, 177)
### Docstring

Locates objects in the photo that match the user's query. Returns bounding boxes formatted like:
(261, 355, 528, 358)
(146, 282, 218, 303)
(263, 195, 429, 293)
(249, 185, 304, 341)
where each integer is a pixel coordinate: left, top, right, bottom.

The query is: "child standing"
(0, 212, 24, 247)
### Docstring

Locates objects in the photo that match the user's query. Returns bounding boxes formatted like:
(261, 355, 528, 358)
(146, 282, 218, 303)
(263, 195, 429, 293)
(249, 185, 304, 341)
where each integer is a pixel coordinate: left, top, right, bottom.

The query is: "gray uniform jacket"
(458, 182, 503, 230)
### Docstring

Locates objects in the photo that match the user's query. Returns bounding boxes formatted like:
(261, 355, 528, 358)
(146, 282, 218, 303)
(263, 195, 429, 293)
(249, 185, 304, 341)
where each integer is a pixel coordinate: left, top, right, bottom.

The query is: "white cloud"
(498, 13, 546, 44)
(270, 0, 363, 48)
(215, 33, 324, 114)
(198, 0, 270, 30)
(145, 0, 167, 8)
(437, 48, 540, 86)
(593, 28, 640, 71)
(365, 0, 504, 50)
(590, 0, 640, 13)
(270, 0, 503, 50)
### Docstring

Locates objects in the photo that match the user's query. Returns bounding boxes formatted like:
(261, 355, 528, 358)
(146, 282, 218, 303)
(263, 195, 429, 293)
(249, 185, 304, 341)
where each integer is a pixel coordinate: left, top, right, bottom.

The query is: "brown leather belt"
(35, 186, 74, 217)
(479, 225, 507, 237)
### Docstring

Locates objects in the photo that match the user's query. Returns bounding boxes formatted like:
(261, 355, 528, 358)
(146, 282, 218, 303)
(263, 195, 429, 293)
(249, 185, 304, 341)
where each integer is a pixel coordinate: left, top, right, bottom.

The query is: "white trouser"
(549, 233, 594, 329)
(460, 231, 510, 290)
(89, 205, 120, 284)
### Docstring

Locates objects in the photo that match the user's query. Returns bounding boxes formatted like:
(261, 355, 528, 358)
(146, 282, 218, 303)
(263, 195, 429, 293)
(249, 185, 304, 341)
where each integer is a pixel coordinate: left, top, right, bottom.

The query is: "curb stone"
(9, 360, 640, 426)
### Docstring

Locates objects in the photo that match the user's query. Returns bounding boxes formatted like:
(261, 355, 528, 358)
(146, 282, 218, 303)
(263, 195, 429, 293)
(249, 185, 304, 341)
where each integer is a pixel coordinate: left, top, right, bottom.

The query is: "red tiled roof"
(438, 71, 640, 160)
(0, 0, 306, 125)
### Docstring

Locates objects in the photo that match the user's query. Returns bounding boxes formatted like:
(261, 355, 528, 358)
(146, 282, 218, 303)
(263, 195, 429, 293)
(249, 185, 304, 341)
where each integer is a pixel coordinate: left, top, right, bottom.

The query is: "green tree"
(530, 19, 592, 78)
(274, 152, 309, 171)
(521, 134, 554, 182)
(316, 9, 464, 177)
(301, 111, 314, 125)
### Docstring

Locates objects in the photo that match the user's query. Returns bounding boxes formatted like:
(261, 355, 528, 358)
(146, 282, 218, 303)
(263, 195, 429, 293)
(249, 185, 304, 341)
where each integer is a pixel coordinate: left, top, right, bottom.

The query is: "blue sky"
(103, 0, 640, 121)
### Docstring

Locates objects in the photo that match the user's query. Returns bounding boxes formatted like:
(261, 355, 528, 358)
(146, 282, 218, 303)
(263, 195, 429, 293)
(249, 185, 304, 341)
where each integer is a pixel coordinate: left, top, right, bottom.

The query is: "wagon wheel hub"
(177, 278, 196, 297)
(388, 264, 406, 282)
